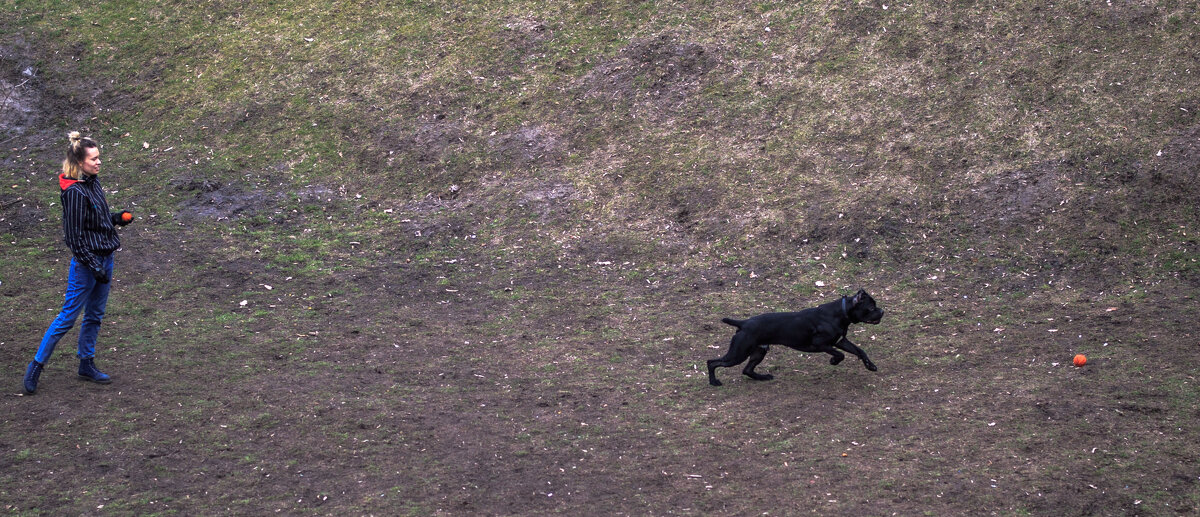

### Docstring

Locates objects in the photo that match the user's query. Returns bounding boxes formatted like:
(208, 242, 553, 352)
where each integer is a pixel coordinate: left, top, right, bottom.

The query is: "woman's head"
(62, 131, 100, 179)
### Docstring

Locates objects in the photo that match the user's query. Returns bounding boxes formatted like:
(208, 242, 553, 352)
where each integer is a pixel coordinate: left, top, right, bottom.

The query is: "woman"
(23, 132, 132, 394)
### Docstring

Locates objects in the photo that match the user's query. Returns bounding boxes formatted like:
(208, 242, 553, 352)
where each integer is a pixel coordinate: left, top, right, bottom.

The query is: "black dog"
(707, 289, 884, 386)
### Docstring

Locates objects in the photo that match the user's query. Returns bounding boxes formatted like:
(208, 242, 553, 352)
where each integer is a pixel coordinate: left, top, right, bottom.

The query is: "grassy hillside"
(2, 1, 1198, 515)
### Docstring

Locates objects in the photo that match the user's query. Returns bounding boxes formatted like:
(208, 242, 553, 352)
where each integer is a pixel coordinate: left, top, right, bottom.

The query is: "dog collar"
(841, 296, 849, 319)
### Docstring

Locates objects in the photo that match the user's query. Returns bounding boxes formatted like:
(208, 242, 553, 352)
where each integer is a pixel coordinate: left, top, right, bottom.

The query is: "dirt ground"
(3, 166, 1197, 515)
(2, 10, 1199, 516)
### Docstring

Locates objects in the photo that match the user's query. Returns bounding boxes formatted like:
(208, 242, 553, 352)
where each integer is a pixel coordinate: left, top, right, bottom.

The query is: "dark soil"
(2, 5, 1199, 516)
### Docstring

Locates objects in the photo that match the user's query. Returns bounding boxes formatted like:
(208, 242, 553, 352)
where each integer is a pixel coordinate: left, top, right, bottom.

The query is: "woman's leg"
(76, 255, 113, 360)
(34, 259, 93, 364)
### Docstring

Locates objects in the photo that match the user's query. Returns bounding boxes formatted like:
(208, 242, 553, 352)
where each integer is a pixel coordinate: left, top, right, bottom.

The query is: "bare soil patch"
(2, 5, 1199, 516)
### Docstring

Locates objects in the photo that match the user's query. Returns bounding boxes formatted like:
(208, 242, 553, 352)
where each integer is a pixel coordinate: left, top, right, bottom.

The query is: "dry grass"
(1, 0, 1198, 514)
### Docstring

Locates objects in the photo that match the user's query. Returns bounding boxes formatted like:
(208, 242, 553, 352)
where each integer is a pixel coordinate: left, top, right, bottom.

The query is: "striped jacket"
(59, 173, 122, 278)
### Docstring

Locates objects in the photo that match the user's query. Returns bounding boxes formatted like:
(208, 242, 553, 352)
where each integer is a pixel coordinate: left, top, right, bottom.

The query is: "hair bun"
(68, 131, 82, 142)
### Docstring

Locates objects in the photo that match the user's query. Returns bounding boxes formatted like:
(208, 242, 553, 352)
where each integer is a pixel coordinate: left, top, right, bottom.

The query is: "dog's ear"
(851, 288, 871, 305)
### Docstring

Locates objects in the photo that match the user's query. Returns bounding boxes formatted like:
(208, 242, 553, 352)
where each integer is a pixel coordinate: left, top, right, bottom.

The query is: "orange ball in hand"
(1073, 354, 1087, 367)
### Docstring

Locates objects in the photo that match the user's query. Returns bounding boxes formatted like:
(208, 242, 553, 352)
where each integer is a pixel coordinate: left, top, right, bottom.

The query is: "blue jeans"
(35, 256, 113, 363)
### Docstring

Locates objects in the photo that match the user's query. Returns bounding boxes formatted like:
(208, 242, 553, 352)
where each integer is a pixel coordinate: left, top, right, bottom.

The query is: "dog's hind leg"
(834, 338, 878, 372)
(742, 345, 774, 381)
(707, 332, 754, 386)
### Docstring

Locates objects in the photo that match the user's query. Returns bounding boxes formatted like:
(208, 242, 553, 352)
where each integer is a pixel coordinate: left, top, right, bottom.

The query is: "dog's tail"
(721, 317, 744, 328)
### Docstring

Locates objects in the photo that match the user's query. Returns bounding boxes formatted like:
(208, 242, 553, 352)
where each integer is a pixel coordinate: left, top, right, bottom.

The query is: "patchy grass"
(2, 0, 1199, 515)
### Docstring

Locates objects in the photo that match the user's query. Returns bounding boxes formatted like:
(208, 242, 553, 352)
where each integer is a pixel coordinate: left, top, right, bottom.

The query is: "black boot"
(78, 357, 111, 384)
(23, 360, 44, 394)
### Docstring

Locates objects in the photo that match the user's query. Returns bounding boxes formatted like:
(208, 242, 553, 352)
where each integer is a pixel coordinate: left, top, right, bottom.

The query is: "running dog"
(707, 289, 884, 386)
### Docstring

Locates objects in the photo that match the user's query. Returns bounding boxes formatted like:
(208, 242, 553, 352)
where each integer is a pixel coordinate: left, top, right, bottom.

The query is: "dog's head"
(847, 289, 884, 325)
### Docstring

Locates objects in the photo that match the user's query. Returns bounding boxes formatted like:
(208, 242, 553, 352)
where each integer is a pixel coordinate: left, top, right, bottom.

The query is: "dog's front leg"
(826, 348, 846, 365)
(835, 338, 878, 371)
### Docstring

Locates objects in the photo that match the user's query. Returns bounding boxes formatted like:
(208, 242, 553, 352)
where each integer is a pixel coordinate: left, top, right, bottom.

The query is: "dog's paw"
(830, 355, 844, 365)
(864, 361, 878, 372)
(709, 379, 723, 386)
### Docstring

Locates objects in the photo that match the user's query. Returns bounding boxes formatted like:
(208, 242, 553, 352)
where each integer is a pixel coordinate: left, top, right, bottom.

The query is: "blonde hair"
(61, 131, 99, 179)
